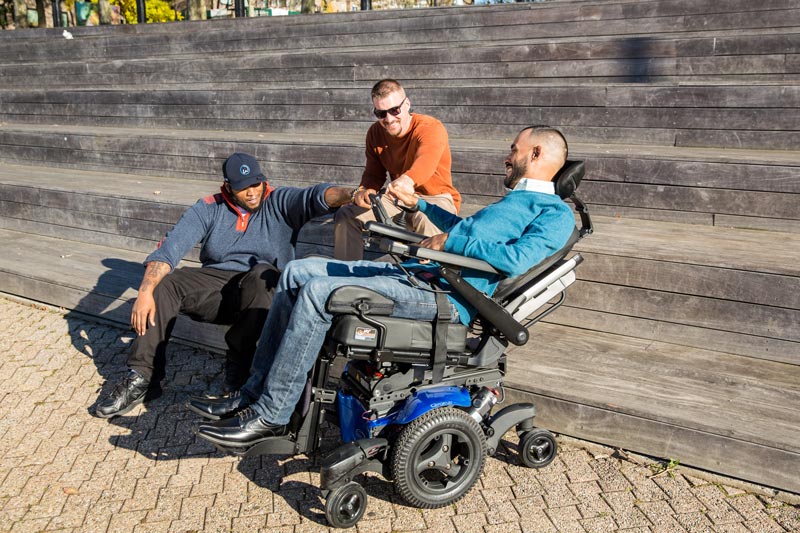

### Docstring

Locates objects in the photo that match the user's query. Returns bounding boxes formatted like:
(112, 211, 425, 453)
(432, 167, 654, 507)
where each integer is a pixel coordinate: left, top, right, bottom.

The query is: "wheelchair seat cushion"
(330, 315, 468, 357)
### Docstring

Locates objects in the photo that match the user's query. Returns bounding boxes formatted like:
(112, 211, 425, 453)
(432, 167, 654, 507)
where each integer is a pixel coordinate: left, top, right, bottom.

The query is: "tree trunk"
(189, 0, 206, 19)
(13, 0, 28, 28)
(98, 0, 112, 24)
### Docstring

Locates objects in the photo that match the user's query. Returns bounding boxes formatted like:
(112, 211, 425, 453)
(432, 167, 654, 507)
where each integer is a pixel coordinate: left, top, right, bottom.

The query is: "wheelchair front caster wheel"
(325, 481, 368, 528)
(519, 428, 558, 468)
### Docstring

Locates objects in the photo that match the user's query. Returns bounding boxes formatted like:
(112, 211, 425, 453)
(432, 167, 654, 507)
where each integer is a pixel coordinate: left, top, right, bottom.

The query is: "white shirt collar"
(510, 178, 556, 195)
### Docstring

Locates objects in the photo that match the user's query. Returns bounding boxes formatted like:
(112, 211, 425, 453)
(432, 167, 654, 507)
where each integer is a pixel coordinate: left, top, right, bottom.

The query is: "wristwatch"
(350, 186, 364, 203)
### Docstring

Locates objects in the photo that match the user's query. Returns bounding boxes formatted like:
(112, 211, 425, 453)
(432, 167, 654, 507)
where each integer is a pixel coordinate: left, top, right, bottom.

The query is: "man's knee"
(242, 263, 280, 291)
(236, 265, 279, 312)
(302, 277, 334, 314)
(335, 202, 372, 227)
(334, 203, 357, 225)
(406, 212, 437, 236)
(281, 258, 327, 289)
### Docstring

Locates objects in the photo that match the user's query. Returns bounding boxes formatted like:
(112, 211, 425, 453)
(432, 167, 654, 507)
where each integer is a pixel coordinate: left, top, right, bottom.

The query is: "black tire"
(325, 482, 368, 529)
(391, 406, 486, 508)
(519, 428, 558, 468)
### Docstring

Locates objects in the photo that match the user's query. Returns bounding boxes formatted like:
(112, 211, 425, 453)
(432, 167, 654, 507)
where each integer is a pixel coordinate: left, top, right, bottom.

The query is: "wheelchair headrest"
(553, 160, 585, 200)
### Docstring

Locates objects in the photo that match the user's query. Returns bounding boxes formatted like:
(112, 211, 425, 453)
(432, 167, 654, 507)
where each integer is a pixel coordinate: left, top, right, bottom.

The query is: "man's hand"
(131, 261, 171, 336)
(419, 233, 448, 251)
(131, 292, 157, 336)
(386, 175, 418, 208)
(353, 187, 378, 209)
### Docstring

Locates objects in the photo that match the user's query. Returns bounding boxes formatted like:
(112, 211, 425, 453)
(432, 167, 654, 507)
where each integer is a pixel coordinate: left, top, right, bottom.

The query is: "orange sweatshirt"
(361, 113, 461, 210)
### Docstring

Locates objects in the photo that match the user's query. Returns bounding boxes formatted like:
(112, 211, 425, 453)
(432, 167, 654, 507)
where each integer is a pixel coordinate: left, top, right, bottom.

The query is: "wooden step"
(0, 228, 227, 351)
(560, 216, 800, 366)
(2, 30, 796, 88)
(2, 82, 798, 149)
(1, 0, 796, 63)
(4, 28, 798, 85)
(1, 126, 797, 231)
(506, 322, 800, 494)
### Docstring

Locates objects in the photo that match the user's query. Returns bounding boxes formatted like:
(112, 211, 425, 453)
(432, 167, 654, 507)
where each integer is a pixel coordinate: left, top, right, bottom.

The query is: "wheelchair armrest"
(406, 246, 499, 274)
(326, 286, 395, 315)
(438, 265, 529, 346)
(364, 221, 424, 243)
(366, 226, 499, 274)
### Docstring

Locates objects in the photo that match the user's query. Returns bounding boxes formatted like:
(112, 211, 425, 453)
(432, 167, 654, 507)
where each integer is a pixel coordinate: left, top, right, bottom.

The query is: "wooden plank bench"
(0, 125, 797, 231)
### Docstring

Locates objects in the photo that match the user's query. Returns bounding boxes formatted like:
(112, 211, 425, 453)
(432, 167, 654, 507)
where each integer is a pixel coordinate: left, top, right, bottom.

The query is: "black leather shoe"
(186, 390, 251, 421)
(95, 370, 150, 418)
(194, 407, 288, 447)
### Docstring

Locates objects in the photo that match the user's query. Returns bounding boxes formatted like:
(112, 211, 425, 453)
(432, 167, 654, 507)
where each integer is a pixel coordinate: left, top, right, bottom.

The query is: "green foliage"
(649, 457, 681, 478)
(110, 0, 183, 23)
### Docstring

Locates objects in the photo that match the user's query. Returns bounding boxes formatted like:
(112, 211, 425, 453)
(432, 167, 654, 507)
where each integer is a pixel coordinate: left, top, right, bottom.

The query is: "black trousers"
(127, 264, 280, 382)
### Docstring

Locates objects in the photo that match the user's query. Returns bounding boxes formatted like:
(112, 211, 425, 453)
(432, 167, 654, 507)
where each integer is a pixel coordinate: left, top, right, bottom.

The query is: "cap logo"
(240, 164, 251, 176)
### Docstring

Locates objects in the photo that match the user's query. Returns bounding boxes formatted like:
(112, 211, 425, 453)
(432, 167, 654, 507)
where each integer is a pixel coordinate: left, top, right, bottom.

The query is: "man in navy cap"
(94, 153, 356, 419)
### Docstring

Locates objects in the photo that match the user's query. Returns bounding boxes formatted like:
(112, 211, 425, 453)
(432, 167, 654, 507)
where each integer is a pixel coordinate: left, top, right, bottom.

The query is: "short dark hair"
(371, 79, 404, 99)
(520, 125, 568, 160)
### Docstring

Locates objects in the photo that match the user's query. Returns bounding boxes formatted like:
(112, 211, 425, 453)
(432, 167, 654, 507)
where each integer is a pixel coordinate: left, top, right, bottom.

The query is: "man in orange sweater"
(333, 79, 462, 260)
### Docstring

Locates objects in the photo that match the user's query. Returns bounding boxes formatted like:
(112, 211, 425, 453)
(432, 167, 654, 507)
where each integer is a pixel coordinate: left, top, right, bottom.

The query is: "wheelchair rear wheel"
(391, 406, 486, 508)
(325, 481, 368, 529)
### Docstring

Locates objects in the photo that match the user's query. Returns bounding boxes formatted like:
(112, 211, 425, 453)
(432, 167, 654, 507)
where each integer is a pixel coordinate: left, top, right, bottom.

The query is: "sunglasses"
(373, 97, 407, 119)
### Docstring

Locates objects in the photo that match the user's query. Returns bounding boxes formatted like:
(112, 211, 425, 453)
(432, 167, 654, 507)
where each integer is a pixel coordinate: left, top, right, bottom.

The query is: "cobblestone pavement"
(0, 295, 798, 533)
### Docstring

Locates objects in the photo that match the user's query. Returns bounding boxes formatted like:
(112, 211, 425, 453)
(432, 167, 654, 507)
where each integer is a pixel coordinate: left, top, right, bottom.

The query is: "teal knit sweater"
(408, 189, 576, 325)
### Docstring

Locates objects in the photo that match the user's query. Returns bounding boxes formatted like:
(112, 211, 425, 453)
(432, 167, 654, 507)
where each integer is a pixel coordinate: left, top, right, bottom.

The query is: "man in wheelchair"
(188, 126, 590, 526)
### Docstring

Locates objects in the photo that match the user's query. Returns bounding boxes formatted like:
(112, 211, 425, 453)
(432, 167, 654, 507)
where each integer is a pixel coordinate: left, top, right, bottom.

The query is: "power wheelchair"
(211, 161, 592, 528)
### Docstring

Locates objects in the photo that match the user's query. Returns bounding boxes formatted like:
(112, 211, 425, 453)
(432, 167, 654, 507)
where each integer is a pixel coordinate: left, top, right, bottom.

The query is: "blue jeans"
(241, 257, 459, 425)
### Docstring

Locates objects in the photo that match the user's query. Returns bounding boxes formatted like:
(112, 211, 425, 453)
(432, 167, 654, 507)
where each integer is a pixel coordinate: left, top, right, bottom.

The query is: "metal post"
(234, 0, 244, 17)
(51, 0, 61, 26)
(136, 0, 146, 22)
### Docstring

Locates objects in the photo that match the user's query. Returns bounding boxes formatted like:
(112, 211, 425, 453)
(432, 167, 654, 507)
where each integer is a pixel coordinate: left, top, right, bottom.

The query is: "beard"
(231, 183, 265, 213)
(503, 159, 529, 189)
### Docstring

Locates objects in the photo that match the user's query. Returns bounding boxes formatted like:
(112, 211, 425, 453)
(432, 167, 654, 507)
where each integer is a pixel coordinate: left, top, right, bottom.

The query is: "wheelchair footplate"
(204, 434, 298, 458)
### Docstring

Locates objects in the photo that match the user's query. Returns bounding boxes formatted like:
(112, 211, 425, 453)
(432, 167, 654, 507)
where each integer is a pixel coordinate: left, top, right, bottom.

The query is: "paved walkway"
(0, 295, 798, 533)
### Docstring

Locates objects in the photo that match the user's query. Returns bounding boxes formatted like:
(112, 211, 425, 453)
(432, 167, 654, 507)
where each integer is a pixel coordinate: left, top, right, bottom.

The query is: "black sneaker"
(94, 370, 150, 418)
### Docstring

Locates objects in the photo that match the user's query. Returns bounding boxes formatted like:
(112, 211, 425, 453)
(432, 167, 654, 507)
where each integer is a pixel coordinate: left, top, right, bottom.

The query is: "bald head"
(504, 126, 568, 189)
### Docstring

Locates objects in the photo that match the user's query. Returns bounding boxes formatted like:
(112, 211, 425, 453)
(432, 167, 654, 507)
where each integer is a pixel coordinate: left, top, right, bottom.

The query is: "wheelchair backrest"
(491, 160, 588, 306)
(492, 227, 579, 305)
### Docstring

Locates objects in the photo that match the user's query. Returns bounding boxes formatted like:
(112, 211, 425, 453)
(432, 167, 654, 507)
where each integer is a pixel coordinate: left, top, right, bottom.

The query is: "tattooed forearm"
(138, 261, 171, 294)
(325, 186, 357, 208)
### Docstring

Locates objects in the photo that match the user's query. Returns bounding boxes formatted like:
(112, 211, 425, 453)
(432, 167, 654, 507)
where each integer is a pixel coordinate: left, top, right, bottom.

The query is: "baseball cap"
(222, 153, 267, 191)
